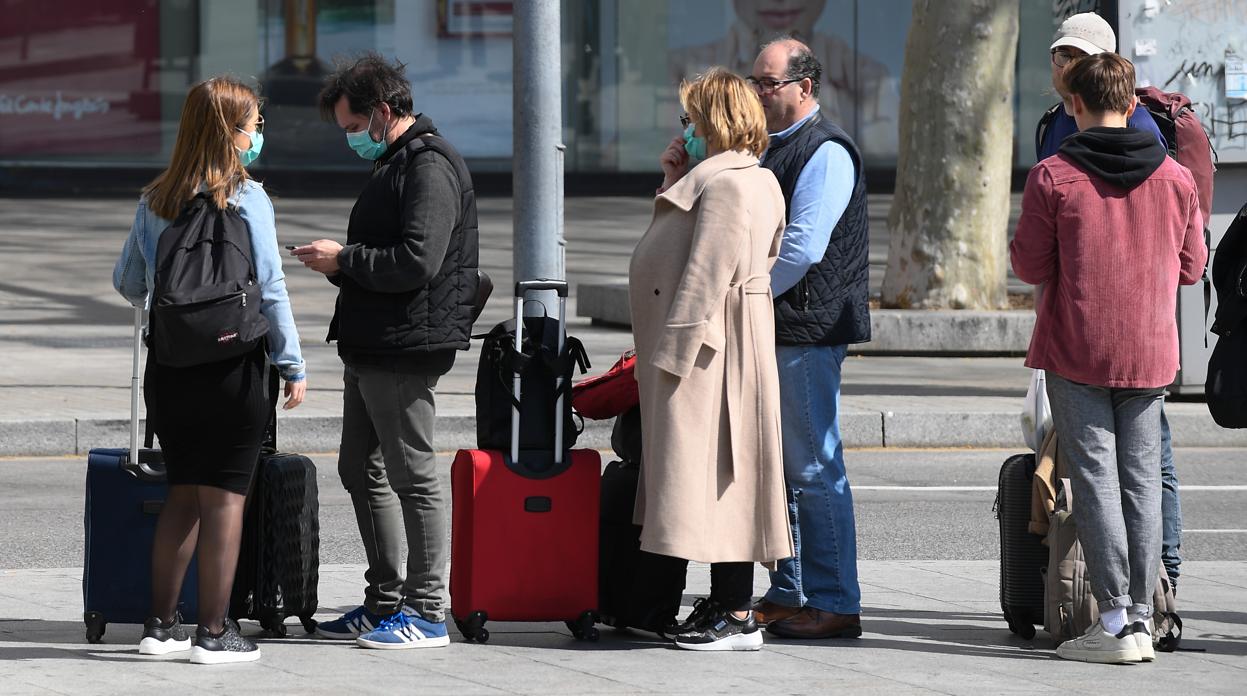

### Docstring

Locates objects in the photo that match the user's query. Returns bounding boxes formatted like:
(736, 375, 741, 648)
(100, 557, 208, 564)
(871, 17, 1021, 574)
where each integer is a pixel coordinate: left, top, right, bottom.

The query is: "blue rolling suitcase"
(83, 308, 198, 643)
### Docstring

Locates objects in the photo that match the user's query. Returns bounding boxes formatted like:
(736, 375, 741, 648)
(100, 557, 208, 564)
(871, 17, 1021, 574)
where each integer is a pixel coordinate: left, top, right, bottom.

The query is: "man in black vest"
(293, 53, 479, 650)
(747, 38, 870, 640)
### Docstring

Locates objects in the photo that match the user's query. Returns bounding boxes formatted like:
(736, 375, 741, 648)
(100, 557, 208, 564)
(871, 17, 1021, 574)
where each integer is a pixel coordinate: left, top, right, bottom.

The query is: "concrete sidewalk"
(3, 561, 1245, 695)
(2, 195, 1244, 456)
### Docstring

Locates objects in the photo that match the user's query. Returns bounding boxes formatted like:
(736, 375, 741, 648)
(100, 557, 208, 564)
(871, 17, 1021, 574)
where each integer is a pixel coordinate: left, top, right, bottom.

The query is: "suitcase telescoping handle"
(127, 306, 162, 480)
(512, 279, 570, 466)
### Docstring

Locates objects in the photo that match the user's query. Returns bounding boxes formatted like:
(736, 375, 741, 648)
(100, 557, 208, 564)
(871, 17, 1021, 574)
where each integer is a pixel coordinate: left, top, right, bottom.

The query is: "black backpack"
(474, 314, 589, 453)
(1207, 202, 1247, 427)
(150, 193, 269, 367)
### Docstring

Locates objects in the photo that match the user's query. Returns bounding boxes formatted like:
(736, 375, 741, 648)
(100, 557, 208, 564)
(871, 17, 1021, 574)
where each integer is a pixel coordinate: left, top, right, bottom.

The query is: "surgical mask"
(682, 124, 707, 164)
(346, 110, 387, 160)
(235, 129, 263, 167)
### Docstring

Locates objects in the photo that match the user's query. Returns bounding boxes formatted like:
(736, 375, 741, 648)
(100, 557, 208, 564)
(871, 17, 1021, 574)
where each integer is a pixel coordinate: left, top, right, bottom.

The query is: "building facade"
(1, 0, 1243, 187)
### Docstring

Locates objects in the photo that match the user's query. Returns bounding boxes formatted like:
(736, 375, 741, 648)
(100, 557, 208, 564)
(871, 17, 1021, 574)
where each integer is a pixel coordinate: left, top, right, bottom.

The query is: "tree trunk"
(881, 0, 1019, 309)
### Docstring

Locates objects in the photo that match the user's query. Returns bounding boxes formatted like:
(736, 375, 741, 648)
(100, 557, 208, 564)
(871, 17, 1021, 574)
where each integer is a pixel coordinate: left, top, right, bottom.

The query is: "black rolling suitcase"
(597, 407, 687, 634)
(229, 371, 320, 637)
(995, 452, 1047, 639)
(83, 308, 199, 643)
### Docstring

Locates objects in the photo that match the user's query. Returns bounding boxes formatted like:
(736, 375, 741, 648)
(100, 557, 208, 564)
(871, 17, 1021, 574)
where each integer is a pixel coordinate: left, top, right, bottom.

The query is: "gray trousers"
(1047, 372, 1164, 616)
(338, 363, 447, 622)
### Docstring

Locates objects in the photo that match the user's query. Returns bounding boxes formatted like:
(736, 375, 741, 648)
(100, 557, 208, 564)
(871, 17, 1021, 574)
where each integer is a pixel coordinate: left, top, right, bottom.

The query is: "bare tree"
(882, 0, 1018, 309)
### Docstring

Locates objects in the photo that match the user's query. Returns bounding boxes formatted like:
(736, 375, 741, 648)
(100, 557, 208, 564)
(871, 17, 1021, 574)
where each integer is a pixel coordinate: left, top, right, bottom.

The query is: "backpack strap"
(1035, 102, 1062, 160)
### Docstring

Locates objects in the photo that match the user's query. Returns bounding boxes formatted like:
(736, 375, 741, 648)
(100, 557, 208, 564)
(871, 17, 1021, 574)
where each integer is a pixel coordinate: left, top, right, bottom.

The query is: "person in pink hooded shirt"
(1010, 52, 1205, 665)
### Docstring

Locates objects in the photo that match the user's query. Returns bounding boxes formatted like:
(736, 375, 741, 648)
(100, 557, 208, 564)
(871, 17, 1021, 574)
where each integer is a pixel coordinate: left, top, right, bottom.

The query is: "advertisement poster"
(392, 1, 515, 159)
(0, 0, 162, 158)
(666, 0, 906, 159)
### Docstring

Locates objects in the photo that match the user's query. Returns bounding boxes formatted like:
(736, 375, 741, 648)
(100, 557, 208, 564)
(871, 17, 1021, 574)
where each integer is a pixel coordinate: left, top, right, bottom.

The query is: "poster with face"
(0, 0, 162, 158)
(667, 0, 905, 161)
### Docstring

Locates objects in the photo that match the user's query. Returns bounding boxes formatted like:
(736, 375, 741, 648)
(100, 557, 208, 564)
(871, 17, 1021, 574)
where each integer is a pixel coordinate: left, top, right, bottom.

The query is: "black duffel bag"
(474, 313, 589, 452)
(1207, 201, 1247, 428)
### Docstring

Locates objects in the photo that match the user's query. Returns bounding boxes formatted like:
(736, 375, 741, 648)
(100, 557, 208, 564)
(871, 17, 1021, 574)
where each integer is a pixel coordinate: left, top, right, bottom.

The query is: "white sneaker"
(1055, 619, 1142, 664)
(1130, 619, 1156, 662)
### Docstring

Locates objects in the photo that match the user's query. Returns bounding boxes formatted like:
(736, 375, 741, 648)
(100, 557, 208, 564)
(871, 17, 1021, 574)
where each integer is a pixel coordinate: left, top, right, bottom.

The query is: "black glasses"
(1050, 48, 1078, 68)
(746, 76, 806, 92)
(680, 113, 691, 128)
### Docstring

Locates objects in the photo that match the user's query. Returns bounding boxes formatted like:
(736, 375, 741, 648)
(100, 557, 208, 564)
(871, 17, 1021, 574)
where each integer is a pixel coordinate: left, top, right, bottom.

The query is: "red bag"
(571, 350, 638, 420)
(450, 447, 600, 639)
(1135, 86, 1215, 225)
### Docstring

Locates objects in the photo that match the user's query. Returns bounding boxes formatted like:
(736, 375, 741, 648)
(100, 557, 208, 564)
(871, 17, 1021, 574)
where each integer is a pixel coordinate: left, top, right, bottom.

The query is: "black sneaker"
(190, 619, 261, 665)
(138, 613, 191, 655)
(673, 605, 763, 652)
(661, 598, 718, 640)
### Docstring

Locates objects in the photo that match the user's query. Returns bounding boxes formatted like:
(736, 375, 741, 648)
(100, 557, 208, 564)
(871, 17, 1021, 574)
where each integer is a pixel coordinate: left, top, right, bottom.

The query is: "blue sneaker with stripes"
(356, 607, 450, 650)
(315, 606, 386, 640)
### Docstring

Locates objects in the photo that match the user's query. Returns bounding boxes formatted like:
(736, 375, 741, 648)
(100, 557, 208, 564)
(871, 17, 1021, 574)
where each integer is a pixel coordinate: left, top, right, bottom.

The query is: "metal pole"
(513, 0, 563, 314)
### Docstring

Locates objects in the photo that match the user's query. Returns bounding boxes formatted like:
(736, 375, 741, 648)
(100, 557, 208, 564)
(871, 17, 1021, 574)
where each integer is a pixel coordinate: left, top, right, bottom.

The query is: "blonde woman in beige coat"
(628, 67, 792, 652)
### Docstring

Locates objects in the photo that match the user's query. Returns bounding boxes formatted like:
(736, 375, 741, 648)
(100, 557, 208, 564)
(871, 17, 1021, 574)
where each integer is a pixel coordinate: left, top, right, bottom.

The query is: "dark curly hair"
(318, 51, 413, 122)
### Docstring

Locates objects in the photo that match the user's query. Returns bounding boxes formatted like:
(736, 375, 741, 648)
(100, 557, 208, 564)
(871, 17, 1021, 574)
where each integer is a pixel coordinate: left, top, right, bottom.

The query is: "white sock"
(1101, 607, 1127, 635)
(1127, 604, 1151, 625)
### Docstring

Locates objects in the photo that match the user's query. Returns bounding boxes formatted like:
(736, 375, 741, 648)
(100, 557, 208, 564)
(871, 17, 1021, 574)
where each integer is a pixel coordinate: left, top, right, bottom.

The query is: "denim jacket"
(113, 180, 306, 382)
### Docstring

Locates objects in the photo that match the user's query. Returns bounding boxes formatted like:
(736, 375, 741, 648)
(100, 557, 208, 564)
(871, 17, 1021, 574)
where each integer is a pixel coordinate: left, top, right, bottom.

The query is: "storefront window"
(0, 0, 1065, 176)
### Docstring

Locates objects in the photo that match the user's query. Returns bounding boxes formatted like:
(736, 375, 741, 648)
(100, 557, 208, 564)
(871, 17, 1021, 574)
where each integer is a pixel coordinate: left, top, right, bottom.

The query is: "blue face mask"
(346, 110, 387, 160)
(683, 123, 707, 164)
(235, 129, 263, 167)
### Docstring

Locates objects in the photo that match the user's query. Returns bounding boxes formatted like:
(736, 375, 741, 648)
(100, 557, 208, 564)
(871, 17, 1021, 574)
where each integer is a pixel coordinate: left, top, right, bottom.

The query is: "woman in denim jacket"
(112, 76, 305, 665)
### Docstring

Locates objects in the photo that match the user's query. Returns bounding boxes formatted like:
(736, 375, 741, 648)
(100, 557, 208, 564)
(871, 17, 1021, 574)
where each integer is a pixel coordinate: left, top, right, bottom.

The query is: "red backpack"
(1135, 86, 1216, 225)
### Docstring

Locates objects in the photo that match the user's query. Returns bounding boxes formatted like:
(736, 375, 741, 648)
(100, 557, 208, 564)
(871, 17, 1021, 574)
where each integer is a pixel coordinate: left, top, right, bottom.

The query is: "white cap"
(1050, 12, 1115, 55)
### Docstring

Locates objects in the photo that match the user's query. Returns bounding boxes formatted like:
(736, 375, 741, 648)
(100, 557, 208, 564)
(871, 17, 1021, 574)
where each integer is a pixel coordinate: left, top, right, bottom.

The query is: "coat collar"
(659, 150, 761, 211)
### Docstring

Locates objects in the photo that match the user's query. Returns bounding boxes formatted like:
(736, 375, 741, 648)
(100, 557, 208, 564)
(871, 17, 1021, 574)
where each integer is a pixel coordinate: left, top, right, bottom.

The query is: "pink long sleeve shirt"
(1010, 154, 1206, 389)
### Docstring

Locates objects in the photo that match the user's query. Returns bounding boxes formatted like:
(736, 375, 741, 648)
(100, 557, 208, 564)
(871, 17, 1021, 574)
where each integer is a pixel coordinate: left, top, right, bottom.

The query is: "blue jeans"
(765, 344, 861, 615)
(1160, 408, 1182, 586)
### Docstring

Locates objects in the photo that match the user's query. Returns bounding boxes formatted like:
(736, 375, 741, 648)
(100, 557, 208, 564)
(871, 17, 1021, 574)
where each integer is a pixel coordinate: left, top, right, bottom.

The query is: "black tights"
(709, 561, 754, 612)
(150, 484, 247, 634)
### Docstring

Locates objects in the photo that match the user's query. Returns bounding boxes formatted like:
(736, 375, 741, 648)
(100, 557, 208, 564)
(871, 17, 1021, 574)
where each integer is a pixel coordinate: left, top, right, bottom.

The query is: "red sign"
(0, 0, 162, 156)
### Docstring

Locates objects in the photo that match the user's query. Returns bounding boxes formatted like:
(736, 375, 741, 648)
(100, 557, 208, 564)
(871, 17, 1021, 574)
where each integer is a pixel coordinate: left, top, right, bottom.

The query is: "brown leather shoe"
(766, 607, 862, 639)
(751, 599, 802, 626)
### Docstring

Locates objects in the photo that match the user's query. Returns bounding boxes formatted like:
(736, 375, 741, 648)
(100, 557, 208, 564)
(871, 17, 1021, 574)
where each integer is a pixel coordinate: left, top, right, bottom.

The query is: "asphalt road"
(3, 448, 1244, 570)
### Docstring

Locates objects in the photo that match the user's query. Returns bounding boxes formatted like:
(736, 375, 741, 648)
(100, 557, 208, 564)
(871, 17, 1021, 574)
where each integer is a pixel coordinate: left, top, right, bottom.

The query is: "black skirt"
(144, 344, 269, 495)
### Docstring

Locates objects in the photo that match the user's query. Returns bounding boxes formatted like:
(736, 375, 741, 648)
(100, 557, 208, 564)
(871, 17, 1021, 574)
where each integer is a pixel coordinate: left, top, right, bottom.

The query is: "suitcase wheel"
(454, 611, 490, 643)
(84, 611, 106, 644)
(568, 611, 600, 642)
(1002, 607, 1036, 639)
(259, 612, 288, 638)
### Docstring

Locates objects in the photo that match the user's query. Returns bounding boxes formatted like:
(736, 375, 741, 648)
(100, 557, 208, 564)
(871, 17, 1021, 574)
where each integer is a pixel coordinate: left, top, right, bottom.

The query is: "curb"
(577, 282, 1033, 355)
(4, 406, 1244, 457)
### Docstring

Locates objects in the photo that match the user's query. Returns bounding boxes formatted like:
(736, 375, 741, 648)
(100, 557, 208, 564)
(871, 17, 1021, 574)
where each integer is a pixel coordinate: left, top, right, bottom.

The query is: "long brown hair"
(144, 77, 257, 220)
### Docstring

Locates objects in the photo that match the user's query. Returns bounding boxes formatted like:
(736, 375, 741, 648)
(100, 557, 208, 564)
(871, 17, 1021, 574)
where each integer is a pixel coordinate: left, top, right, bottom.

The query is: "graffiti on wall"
(1123, 0, 1247, 160)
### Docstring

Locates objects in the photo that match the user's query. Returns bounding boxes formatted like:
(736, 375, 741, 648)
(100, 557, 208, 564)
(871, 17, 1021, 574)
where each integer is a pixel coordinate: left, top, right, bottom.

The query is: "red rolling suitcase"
(451, 280, 601, 643)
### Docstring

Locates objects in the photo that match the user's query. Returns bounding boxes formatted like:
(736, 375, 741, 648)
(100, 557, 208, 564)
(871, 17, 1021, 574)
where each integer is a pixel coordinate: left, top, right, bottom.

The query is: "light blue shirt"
(763, 104, 858, 297)
(113, 180, 306, 382)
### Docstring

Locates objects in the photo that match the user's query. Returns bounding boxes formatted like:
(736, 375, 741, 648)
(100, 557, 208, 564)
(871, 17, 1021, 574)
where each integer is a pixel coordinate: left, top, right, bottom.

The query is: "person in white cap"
(1037, 12, 1166, 157)
(1033, 12, 1186, 596)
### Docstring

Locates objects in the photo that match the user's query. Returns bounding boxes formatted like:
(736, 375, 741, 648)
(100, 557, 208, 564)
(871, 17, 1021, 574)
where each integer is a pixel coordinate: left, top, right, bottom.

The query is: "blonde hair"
(679, 67, 769, 158)
(144, 77, 258, 220)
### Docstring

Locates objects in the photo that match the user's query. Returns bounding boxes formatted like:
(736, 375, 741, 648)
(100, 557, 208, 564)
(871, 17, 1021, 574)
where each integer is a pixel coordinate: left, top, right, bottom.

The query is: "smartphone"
(284, 245, 297, 250)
